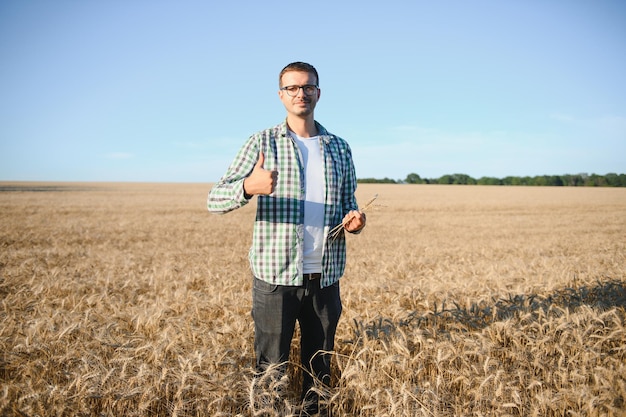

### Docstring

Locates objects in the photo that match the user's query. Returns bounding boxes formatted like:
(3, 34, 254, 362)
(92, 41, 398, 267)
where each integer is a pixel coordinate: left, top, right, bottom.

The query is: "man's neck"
(286, 115, 317, 138)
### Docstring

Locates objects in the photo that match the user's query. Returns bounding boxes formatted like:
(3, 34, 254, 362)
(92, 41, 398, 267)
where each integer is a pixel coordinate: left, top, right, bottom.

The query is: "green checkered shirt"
(207, 121, 359, 288)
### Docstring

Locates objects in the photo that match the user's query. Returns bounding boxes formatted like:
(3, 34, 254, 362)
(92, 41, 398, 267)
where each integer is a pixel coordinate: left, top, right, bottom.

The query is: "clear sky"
(1, 0, 625, 182)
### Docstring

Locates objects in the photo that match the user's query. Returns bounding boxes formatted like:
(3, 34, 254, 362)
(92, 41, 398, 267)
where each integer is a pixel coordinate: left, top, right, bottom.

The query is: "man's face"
(278, 70, 320, 118)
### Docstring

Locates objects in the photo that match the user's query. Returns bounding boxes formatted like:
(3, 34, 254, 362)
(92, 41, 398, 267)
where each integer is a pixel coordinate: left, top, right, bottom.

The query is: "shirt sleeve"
(342, 142, 362, 234)
(207, 134, 259, 214)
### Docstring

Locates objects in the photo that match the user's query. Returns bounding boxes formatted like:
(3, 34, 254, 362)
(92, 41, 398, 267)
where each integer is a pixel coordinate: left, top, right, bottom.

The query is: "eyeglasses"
(280, 84, 318, 97)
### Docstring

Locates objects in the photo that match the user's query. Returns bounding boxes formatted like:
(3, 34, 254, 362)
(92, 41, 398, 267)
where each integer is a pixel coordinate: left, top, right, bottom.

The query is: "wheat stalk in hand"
(329, 194, 378, 241)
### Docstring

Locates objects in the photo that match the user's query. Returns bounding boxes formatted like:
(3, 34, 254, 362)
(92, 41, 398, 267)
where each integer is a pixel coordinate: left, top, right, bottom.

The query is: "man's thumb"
(255, 152, 265, 169)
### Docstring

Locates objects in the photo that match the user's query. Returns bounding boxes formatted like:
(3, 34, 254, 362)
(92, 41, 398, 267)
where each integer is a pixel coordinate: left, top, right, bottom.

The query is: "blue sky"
(1, 1, 625, 182)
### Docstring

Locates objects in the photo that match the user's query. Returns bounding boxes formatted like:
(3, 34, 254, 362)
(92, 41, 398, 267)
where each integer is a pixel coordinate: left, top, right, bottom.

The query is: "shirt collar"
(280, 120, 333, 144)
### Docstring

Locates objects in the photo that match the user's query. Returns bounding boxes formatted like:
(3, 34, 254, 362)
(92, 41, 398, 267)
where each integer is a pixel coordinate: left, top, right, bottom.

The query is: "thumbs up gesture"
(243, 152, 277, 196)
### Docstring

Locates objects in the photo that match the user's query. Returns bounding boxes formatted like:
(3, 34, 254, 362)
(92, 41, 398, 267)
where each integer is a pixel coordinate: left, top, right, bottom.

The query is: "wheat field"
(1, 182, 625, 416)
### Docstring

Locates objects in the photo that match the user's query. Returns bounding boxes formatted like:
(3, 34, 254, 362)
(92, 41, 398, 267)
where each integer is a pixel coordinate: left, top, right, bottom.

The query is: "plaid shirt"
(207, 121, 359, 288)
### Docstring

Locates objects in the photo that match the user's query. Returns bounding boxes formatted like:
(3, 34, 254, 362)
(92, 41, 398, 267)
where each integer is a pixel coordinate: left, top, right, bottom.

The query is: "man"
(207, 62, 365, 413)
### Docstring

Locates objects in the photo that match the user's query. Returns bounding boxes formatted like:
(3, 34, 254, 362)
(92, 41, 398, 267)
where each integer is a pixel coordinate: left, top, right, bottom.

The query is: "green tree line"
(358, 173, 626, 187)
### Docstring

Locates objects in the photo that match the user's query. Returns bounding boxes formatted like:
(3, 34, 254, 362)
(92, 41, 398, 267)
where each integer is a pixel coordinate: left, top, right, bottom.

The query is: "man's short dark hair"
(279, 62, 319, 88)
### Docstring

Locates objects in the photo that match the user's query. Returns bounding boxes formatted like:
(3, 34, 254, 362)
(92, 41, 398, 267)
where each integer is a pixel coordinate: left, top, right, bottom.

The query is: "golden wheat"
(1, 182, 624, 416)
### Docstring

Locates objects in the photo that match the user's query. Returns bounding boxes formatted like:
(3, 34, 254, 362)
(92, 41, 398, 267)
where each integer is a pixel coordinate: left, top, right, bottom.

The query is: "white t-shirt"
(291, 131, 325, 274)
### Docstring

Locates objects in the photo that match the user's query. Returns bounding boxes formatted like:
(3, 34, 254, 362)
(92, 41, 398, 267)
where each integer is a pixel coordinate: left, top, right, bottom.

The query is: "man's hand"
(243, 152, 277, 196)
(343, 210, 366, 233)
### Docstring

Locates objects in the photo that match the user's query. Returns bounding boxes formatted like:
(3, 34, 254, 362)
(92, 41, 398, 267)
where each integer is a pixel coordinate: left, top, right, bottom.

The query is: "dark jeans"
(252, 276, 342, 398)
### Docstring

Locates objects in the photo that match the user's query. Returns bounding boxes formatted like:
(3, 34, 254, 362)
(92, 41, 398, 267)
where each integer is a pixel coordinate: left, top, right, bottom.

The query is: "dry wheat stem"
(329, 193, 378, 241)
(382, 370, 435, 417)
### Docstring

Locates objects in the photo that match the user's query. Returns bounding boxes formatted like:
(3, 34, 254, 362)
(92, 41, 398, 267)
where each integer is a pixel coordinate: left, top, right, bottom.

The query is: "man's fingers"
(343, 210, 366, 232)
(343, 211, 357, 225)
(255, 152, 265, 170)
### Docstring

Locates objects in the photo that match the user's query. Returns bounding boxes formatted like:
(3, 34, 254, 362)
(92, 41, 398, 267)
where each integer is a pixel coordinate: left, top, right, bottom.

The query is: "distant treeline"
(358, 173, 626, 187)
